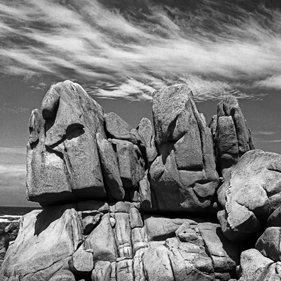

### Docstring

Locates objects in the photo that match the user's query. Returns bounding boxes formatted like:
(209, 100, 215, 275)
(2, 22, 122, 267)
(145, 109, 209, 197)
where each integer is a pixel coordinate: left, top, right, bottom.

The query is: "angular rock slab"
(27, 80, 107, 205)
(150, 84, 219, 212)
(0, 205, 83, 281)
(217, 149, 281, 242)
(214, 95, 254, 177)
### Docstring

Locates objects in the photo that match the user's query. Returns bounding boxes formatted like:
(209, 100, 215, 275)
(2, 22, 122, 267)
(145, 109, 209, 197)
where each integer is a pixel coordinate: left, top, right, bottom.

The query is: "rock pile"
(1, 80, 281, 281)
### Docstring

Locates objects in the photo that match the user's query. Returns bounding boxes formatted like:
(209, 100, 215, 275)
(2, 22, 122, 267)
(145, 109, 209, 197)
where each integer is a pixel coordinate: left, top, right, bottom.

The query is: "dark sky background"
(1, 0, 281, 206)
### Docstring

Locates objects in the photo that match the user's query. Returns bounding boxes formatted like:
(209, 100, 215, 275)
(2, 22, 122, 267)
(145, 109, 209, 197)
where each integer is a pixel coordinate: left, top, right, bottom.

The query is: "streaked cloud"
(0, 0, 281, 100)
(252, 131, 276, 136)
(0, 163, 25, 176)
(0, 163, 38, 207)
(257, 139, 281, 143)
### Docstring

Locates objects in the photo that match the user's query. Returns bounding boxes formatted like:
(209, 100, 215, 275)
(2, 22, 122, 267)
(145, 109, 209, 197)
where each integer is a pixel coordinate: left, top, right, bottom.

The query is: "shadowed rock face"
(149, 84, 219, 212)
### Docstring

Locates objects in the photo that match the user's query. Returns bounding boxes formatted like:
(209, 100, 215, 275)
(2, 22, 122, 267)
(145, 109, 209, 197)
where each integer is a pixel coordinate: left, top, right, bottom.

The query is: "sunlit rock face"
(149, 84, 219, 212)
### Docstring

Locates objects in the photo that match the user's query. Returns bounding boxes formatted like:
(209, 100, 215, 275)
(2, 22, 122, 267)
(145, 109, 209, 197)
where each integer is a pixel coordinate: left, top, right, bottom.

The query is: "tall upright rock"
(212, 96, 254, 177)
(149, 84, 219, 212)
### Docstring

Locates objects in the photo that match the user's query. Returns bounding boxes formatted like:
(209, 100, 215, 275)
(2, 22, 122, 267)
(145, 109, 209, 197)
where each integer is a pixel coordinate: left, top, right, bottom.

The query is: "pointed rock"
(215, 95, 254, 177)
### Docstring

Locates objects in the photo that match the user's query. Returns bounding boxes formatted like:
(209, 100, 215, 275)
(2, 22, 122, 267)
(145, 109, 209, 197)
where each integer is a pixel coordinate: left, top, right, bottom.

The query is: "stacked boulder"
(3, 80, 281, 280)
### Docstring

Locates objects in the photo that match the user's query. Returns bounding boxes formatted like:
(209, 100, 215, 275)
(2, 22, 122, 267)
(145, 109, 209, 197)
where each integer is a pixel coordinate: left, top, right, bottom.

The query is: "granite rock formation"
(3, 80, 281, 281)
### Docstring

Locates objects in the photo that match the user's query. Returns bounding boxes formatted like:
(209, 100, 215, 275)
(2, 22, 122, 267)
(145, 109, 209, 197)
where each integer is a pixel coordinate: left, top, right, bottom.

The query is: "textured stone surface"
(27, 81, 107, 205)
(217, 149, 281, 242)
(215, 95, 254, 177)
(150, 84, 219, 212)
(0, 205, 82, 281)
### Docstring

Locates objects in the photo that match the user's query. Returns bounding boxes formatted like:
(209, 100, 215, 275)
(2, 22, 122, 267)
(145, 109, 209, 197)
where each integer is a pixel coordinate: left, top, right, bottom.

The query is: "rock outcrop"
(3, 80, 281, 281)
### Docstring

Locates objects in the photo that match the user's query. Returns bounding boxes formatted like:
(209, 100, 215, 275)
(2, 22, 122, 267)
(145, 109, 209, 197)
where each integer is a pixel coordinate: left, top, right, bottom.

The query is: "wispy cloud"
(0, 146, 25, 154)
(256, 139, 281, 143)
(252, 131, 277, 136)
(1, 0, 281, 100)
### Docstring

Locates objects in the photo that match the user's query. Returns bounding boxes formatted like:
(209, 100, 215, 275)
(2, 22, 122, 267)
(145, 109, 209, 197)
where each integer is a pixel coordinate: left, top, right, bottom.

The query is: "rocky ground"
(1, 81, 280, 281)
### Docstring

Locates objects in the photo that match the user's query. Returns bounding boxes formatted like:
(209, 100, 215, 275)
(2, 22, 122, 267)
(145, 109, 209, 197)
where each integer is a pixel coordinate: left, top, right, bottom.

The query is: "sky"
(1, 0, 281, 206)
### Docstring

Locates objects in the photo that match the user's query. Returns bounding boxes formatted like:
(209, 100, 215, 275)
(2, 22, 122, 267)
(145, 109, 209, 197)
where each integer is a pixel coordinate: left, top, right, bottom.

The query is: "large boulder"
(27, 81, 108, 205)
(214, 96, 254, 177)
(149, 84, 219, 212)
(0, 205, 82, 281)
(217, 149, 281, 242)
